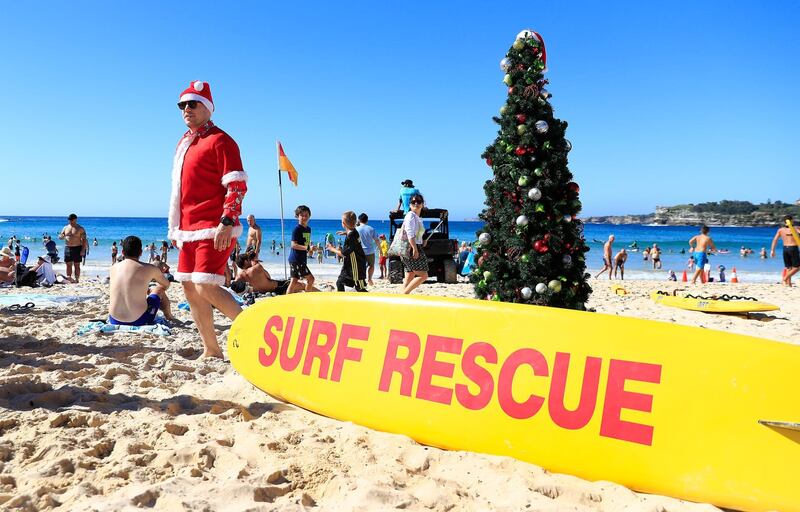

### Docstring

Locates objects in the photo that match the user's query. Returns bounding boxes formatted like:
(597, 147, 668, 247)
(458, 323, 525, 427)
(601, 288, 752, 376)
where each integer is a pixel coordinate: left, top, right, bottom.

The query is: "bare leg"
(288, 277, 302, 294)
(403, 271, 428, 294)
(66, 261, 73, 279)
(691, 268, 703, 284)
(368, 262, 375, 286)
(151, 284, 175, 321)
(74, 262, 81, 282)
(183, 282, 242, 359)
(403, 271, 413, 289)
(304, 275, 317, 292)
(784, 267, 799, 286)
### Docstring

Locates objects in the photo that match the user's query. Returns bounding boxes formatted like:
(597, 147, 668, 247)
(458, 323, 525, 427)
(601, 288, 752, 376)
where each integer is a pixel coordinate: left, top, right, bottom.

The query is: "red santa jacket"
(168, 121, 248, 243)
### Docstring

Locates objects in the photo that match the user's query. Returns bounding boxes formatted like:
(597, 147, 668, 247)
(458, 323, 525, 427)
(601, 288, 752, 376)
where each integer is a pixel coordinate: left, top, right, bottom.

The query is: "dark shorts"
(784, 246, 800, 268)
(64, 245, 83, 263)
(108, 294, 160, 326)
(336, 275, 367, 292)
(401, 254, 429, 273)
(365, 253, 375, 267)
(290, 262, 312, 279)
(273, 279, 291, 295)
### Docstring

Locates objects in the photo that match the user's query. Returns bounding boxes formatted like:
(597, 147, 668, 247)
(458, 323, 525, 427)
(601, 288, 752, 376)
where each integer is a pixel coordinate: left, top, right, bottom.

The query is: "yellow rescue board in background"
(228, 293, 799, 512)
(650, 291, 779, 313)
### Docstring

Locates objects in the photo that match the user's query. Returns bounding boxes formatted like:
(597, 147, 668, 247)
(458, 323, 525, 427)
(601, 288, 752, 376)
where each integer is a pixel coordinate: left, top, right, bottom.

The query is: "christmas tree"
(472, 30, 591, 310)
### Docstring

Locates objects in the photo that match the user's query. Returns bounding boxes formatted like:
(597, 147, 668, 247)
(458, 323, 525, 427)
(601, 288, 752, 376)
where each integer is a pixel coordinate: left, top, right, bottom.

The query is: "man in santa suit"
(168, 80, 248, 358)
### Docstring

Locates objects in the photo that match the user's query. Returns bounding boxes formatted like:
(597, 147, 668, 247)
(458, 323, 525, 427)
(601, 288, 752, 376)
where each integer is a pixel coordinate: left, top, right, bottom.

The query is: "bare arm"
(709, 239, 717, 252)
(688, 235, 697, 250)
(770, 229, 781, 257)
(150, 265, 170, 289)
(255, 229, 262, 255)
(290, 241, 307, 251)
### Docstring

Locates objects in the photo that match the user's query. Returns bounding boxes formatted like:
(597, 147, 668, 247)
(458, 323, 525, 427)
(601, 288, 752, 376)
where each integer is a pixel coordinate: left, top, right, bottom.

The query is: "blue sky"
(1, 1, 797, 220)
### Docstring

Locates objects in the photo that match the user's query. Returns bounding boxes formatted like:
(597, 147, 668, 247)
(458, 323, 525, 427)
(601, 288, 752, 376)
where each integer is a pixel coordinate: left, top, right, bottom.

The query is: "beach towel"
(176, 287, 245, 312)
(77, 321, 172, 337)
(0, 294, 98, 308)
(460, 252, 476, 276)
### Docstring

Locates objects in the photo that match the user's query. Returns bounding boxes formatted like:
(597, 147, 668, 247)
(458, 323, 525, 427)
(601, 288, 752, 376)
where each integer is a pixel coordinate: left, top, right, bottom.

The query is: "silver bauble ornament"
(500, 57, 511, 72)
(563, 214, 573, 223)
(516, 29, 535, 40)
(528, 187, 542, 201)
(521, 287, 533, 300)
(565, 140, 572, 152)
(548, 280, 562, 293)
(479, 232, 491, 245)
(534, 120, 549, 134)
(540, 89, 551, 99)
(562, 255, 572, 266)
(516, 215, 529, 227)
(535, 283, 548, 294)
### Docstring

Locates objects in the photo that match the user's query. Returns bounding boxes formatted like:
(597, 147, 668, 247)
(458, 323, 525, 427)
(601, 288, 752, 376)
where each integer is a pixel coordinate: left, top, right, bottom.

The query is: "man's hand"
(214, 224, 234, 251)
(771, 250, 775, 258)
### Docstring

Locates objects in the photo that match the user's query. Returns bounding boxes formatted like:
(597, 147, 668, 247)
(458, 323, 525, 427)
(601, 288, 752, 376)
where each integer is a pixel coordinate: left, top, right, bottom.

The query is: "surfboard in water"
(228, 293, 800, 512)
(650, 291, 779, 313)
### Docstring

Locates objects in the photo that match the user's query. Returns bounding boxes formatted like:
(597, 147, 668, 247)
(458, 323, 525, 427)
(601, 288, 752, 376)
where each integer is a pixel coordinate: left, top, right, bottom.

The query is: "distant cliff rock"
(584, 201, 800, 227)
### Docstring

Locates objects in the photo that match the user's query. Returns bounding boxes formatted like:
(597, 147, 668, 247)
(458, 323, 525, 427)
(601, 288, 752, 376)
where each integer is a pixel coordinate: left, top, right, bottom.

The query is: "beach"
(1, 274, 797, 511)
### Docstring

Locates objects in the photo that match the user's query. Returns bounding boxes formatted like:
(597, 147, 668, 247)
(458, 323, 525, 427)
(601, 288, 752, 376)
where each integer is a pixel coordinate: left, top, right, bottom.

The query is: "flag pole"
(276, 140, 288, 280)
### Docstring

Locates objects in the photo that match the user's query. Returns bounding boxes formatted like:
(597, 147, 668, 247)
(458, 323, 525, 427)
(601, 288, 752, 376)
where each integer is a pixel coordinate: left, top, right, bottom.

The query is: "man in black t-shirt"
(327, 211, 367, 292)
(287, 205, 316, 293)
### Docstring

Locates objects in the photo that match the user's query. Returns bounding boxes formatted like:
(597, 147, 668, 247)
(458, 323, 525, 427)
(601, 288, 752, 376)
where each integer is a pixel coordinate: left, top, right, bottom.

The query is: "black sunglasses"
(177, 100, 199, 110)
(410, 200, 424, 205)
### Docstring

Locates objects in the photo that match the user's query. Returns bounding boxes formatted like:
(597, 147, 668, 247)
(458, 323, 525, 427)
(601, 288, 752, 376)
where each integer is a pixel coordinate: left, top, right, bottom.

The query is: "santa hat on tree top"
(179, 80, 214, 113)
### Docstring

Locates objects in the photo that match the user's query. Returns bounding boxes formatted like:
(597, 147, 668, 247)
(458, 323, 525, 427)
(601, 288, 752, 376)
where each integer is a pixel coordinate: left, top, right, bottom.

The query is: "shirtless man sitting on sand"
(688, 225, 717, 285)
(230, 261, 302, 295)
(109, 236, 175, 325)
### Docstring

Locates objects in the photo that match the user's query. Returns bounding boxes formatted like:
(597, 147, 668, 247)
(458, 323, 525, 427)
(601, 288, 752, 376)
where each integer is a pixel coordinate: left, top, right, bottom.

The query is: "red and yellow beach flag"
(277, 142, 298, 186)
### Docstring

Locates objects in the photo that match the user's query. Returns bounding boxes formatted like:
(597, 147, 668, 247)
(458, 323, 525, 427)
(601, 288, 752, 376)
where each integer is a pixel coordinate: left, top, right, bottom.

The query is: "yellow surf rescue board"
(228, 293, 799, 512)
(787, 219, 800, 246)
(650, 291, 779, 313)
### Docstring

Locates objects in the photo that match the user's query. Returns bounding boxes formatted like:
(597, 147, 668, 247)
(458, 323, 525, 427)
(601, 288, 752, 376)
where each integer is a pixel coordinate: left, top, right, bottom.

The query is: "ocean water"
(0, 216, 787, 283)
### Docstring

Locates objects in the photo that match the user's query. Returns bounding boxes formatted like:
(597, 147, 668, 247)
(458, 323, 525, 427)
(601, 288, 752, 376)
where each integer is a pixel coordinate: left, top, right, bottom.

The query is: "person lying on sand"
(230, 262, 304, 295)
(108, 236, 175, 325)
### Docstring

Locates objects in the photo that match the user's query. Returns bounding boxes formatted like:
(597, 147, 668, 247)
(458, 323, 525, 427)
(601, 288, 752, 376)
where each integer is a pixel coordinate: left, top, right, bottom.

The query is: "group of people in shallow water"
(595, 217, 800, 286)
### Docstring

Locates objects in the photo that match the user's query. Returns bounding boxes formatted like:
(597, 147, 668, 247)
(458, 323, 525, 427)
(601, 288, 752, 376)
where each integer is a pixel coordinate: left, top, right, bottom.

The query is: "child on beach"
(667, 270, 677, 281)
(378, 234, 388, 279)
(688, 225, 717, 284)
(327, 211, 367, 292)
(288, 205, 316, 293)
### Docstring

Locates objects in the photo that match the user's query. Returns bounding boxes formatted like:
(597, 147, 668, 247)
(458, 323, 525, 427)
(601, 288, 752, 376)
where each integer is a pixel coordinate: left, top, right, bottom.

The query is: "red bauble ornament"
(516, 114, 527, 123)
(508, 87, 515, 95)
(514, 146, 526, 156)
(565, 243, 572, 251)
(533, 240, 549, 253)
(526, 146, 535, 154)
(568, 182, 580, 194)
(486, 158, 493, 166)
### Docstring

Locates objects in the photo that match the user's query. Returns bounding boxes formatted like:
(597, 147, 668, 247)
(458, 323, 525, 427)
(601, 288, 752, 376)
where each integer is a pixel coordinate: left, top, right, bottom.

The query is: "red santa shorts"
(175, 239, 232, 285)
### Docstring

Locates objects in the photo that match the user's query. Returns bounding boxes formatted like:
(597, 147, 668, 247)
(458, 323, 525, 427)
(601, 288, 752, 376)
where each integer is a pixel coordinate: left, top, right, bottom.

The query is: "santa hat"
(516, 29, 547, 71)
(179, 80, 214, 113)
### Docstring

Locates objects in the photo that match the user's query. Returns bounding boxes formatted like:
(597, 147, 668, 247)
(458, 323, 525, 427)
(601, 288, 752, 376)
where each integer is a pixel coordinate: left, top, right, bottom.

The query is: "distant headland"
(583, 200, 800, 227)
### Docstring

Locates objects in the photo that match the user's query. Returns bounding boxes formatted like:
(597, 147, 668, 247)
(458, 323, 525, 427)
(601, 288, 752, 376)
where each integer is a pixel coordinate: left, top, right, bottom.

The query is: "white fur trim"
(167, 134, 197, 242)
(189, 272, 226, 285)
(179, 92, 214, 113)
(174, 271, 192, 282)
(221, 170, 248, 186)
(168, 224, 243, 243)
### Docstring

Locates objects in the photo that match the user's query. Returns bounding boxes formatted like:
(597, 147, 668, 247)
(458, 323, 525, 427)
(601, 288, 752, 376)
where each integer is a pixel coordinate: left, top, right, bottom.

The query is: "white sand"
(1, 275, 797, 511)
